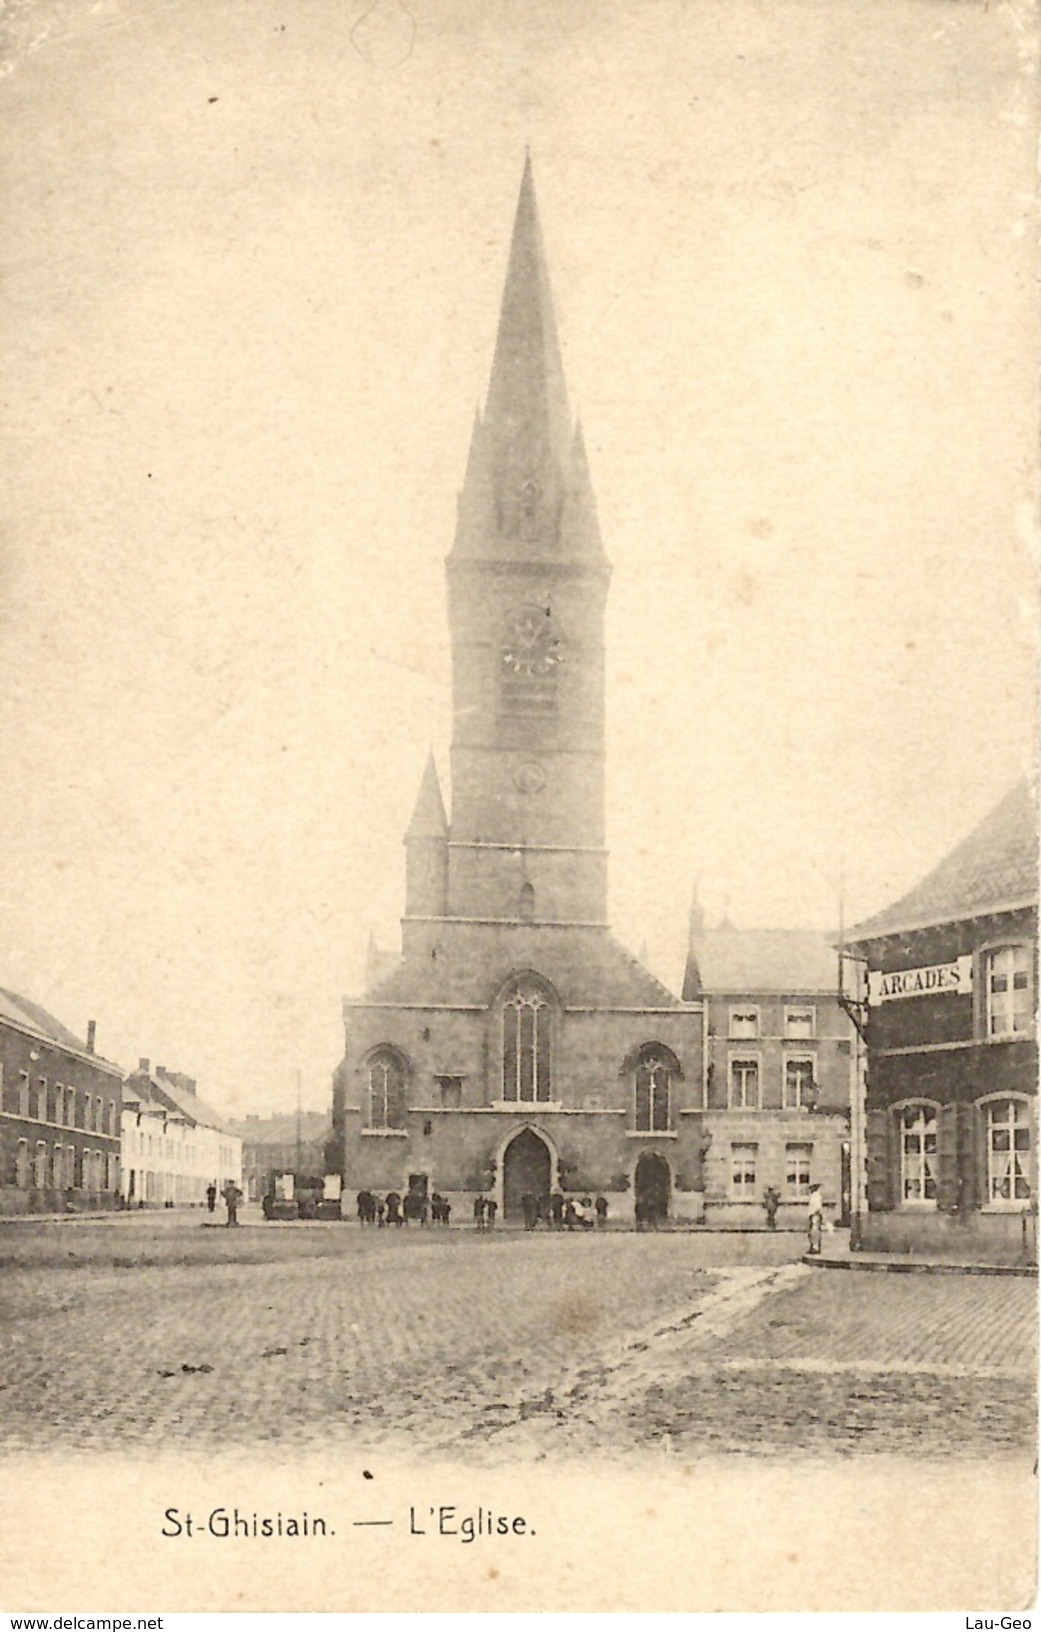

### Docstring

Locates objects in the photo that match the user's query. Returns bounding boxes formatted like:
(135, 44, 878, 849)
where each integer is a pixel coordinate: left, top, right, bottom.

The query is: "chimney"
(86, 1021, 96, 1054)
(156, 1065, 166, 1077)
(139, 1057, 150, 1073)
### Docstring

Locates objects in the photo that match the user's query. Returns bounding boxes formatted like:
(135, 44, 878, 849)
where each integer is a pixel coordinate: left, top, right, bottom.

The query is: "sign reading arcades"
(868, 954, 973, 1006)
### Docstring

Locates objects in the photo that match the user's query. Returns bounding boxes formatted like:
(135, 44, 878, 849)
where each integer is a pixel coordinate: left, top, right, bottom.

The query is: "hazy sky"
(1, 0, 1036, 1115)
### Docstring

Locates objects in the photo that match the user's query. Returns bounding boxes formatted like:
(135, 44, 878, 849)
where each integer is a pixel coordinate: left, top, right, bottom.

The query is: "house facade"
(683, 915, 853, 1228)
(332, 160, 707, 1225)
(121, 1060, 242, 1207)
(845, 781, 1037, 1262)
(0, 990, 122, 1215)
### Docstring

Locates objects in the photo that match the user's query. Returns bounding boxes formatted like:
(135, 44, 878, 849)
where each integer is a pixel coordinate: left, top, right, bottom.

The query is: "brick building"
(332, 160, 707, 1224)
(845, 781, 1037, 1261)
(121, 1060, 242, 1207)
(0, 990, 122, 1215)
(228, 1110, 333, 1201)
(683, 910, 854, 1228)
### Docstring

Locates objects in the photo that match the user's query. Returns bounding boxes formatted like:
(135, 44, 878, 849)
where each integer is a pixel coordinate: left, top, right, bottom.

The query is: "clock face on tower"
(500, 606, 563, 719)
(501, 607, 561, 676)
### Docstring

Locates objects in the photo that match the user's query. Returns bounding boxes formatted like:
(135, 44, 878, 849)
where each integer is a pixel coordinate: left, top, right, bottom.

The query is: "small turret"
(682, 881, 705, 1000)
(405, 751, 449, 918)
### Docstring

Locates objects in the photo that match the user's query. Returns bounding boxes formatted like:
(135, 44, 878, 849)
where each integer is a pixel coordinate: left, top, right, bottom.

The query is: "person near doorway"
(594, 1195, 608, 1229)
(763, 1186, 780, 1231)
(550, 1190, 565, 1230)
(473, 1194, 487, 1232)
(385, 1191, 402, 1227)
(206, 1181, 217, 1214)
(521, 1192, 537, 1230)
(486, 1197, 498, 1229)
(807, 1185, 824, 1254)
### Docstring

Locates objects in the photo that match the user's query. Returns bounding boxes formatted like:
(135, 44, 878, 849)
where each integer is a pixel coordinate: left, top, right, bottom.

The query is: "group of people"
(355, 1188, 453, 1227)
(520, 1191, 608, 1230)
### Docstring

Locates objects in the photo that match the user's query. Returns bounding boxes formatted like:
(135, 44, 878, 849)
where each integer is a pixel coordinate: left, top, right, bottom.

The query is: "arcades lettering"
(868, 954, 973, 1006)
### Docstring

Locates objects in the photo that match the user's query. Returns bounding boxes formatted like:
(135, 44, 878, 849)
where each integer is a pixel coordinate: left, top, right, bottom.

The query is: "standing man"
(806, 1184, 824, 1255)
(763, 1186, 780, 1231)
(206, 1181, 217, 1215)
(223, 1181, 242, 1227)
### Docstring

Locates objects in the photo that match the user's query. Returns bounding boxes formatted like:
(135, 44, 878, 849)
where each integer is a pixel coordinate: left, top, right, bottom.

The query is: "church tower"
(334, 160, 705, 1224)
(442, 155, 610, 930)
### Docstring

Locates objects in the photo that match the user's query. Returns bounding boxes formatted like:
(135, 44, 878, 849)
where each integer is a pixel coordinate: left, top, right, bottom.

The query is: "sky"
(0, 0, 1036, 1116)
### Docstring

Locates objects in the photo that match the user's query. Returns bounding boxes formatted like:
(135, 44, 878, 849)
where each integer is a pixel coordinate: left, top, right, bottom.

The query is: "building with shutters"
(332, 159, 709, 1226)
(683, 907, 854, 1228)
(0, 990, 122, 1215)
(844, 781, 1037, 1262)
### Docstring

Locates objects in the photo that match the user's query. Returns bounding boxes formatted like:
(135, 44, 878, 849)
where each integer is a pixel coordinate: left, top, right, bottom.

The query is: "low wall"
(862, 1208, 1037, 1264)
(0, 1186, 121, 1218)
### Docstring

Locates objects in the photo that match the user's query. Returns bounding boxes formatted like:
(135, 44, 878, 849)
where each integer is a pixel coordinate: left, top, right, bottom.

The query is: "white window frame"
(785, 1142, 813, 1198)
(784, 1005, 816, 1040)
(728, 1052, 761, 1110)
(728, 1006, 760, 1041)
(783, 1053, 816, 1110)
(983, 944, 1034, 1041)
(982, 1094, 1034, 1210)
(730, 1142, 759, 1198)
(897, 1100, 939, 1209)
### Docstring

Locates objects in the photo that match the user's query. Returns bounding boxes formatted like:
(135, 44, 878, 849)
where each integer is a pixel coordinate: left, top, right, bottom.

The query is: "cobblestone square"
(0, 1215, 1035, 1463)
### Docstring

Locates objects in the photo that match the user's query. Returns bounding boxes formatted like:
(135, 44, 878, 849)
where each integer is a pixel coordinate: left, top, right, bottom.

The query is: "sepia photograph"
(0, 0, 1037, 1615)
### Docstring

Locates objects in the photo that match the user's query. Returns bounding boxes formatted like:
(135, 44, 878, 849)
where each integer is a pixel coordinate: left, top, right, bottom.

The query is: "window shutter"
(936, 1102, 961, 1212)
(957, 1100, 981, 1213)
(865, 1108, 892, 1211)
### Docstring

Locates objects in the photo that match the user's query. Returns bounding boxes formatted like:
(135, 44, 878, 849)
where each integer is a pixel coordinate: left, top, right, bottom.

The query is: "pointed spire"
(406, 750, 448, 839)
(483, 155, 571, 461)
(682, 880, 705, 1001)
(452, 158, 607, 566)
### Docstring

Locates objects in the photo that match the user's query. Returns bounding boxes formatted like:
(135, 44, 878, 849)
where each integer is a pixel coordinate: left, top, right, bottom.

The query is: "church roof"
(357, 930, 685, 1011)
(683, 928, 838, 999)
(845, 779, 1038, 944)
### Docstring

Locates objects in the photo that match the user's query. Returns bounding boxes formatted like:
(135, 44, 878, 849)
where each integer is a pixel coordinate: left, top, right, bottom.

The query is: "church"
(331, 159, 709, 1224)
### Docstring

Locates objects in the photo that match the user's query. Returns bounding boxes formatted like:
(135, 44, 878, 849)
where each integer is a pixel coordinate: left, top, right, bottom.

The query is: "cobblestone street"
(0, 1215, 1035, 1463)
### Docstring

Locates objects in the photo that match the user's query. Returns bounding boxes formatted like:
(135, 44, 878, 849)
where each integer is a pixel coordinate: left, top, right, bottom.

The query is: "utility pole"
(837, 864, 869, 1252)
(295, 1069, 303, 1176)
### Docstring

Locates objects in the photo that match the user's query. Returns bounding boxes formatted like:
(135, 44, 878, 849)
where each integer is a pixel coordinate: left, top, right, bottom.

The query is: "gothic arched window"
(634, 1047, 674, 1133)
(502, 981, 552, 1102)
(367, 1048, 407, 1130)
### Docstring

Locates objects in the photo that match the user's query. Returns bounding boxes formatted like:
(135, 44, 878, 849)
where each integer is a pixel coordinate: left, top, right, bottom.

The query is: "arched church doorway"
(634, 1151, 671, 1226)
(502, 1128, 552, 1222)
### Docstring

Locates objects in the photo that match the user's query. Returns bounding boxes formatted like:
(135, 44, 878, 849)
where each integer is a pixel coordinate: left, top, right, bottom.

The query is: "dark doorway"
(634, 1151, 671, 1225)
(407, 1173, 429, 1199)
(502, 1128, 551, 1221)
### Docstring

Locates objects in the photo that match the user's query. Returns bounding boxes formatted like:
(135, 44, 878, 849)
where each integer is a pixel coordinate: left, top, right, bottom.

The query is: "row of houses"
(0, 997, 242, 1216)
